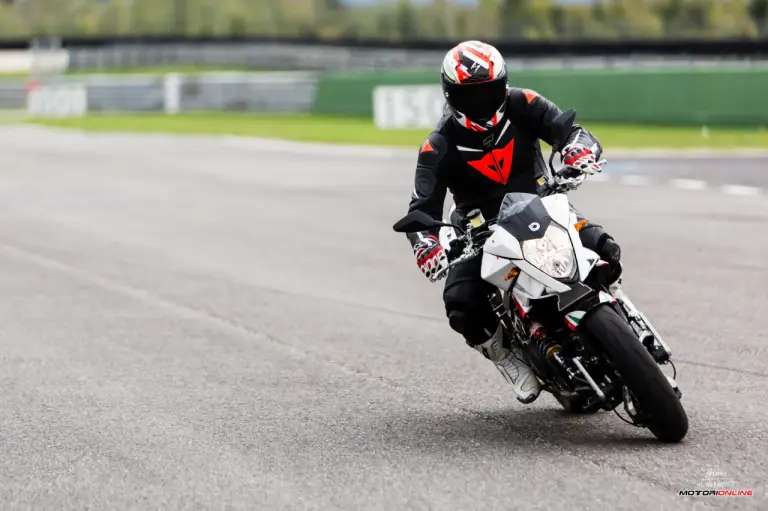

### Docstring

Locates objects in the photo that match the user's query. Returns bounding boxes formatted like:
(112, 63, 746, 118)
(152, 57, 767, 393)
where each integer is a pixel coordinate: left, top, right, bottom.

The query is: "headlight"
(522, 224, 576, 279)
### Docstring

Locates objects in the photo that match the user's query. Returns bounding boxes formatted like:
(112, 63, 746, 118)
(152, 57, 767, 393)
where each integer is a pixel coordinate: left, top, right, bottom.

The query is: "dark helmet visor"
(444, 78, 507, 123)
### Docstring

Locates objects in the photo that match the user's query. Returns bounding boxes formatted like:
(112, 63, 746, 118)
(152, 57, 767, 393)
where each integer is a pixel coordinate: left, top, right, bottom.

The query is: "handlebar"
(545, 147, 607, 195)
(433, 248, 478, 281)
(431, 219, 496, 281)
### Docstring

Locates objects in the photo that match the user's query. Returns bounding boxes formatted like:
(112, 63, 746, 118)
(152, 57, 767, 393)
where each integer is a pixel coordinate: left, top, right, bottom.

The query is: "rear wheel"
(580, 305, 688, 443)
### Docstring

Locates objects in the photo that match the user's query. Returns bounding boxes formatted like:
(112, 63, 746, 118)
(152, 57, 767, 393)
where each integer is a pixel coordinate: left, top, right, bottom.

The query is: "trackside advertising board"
(373, 85, 445, 129)
(27, 83, 87, 118)
(320, 67, 768, 126)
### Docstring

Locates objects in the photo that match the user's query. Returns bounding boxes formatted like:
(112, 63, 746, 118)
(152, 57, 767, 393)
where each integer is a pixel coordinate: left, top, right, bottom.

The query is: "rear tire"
(580, 305, 688, 443)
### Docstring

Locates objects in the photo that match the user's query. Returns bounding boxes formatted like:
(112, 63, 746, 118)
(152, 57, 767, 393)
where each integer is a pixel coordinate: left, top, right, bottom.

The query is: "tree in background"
(466, 0, 502, 41)
(499, 0, 527, 39)
(655, 0, 757, 37)
(707, 0, 758, 37)
(545, 2, 606, 39)
(522, 0, 556, 40)
(751, 0, 768, 34)
(372, 3, 398, 40)
(311, 0, 344, 38)
(429, 0, 453, 39)
(0, 1, 28, 37)
(609, 0, 665, 38)
(396, 0, 419, 39)
(0, 0, 766, 41)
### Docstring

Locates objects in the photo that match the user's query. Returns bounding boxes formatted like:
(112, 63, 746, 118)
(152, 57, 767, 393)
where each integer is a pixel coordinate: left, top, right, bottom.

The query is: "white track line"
(620, 175, 653, 186)
(670, 178, 708, 190)
(605, 148, 768, 158)
(214, 135, 768, 160)
(721, 184, 763, 196)
(591, 176, 764, 197)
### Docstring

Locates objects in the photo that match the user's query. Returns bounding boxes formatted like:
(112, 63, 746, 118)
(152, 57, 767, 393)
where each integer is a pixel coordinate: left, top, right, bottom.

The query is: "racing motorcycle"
(393, 109, 688, 443)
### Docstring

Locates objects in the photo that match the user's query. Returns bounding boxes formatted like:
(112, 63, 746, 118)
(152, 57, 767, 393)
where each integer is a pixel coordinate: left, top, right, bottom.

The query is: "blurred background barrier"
(62, 42, 446, 72)
(0, 71, 319, 114)
(1, 0, 768, 141)
(7, 40, 761, 75)
(0, 49, 69, 74)
(315, 66, 768, 126)
(4, 65, 768, 128)
(55, 42, 768, 73)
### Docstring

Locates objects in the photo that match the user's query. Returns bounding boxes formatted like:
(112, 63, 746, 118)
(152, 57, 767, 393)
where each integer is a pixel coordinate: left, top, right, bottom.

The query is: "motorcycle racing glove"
(561, 135, 606, 175)
(414, 234, 449, 282)
(549, 128, 607, 193)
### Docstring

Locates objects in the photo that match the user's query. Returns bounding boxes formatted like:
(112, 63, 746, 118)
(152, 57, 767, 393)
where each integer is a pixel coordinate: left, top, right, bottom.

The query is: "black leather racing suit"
(405, 87, 621, 346)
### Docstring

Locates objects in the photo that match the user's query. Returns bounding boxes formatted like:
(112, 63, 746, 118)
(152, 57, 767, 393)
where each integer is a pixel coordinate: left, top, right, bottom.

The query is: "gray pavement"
(218, 133, 768, 189)
(0, 126, 766, 510)
(602, 154, 768, 188)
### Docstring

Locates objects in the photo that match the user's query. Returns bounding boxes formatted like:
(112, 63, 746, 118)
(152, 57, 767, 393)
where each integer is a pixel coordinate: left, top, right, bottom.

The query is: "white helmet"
(440, 40, 509, 132)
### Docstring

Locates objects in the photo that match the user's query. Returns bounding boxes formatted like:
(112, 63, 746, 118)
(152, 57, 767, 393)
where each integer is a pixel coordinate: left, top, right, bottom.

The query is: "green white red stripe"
(565, 311, 586, 331)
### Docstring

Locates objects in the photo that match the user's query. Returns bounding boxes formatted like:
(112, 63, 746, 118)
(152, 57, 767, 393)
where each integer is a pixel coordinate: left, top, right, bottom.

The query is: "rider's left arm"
(507, 87, 603, 161)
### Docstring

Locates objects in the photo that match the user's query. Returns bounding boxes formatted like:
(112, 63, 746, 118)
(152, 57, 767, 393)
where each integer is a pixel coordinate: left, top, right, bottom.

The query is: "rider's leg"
(569, 204, 622, 284)
(443, 255, 541, 403)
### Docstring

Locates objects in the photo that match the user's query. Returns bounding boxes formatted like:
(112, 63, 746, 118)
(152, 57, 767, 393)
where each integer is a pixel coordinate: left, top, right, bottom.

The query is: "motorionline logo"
(682, 468, 754, 497)
(679, 490, 753, 497)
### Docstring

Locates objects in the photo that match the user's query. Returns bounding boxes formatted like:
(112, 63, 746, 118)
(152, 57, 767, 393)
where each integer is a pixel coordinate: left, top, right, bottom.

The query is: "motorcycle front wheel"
(579, 305, 689, 443)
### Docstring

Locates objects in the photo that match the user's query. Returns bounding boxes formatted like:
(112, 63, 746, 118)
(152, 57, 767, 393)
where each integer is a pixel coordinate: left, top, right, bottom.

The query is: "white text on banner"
(373, 85, 445, 130)
(27, 84, 88, 118)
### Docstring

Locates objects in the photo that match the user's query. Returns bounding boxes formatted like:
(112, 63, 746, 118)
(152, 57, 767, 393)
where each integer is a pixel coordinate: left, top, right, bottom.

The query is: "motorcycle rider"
(404, 40, 622, 404)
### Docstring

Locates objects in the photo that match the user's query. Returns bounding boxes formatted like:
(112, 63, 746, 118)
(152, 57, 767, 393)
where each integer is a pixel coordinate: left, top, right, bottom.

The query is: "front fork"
(610, 286, 672, 364)
(609, 285, 683, 404)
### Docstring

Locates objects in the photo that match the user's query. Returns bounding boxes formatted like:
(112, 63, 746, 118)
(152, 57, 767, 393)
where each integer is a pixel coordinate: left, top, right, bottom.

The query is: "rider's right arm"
(406, 132, 449, 248)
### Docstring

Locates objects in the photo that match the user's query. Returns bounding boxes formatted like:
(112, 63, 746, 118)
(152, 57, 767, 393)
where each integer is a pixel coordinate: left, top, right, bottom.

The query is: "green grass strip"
(22, 112, 768, 149)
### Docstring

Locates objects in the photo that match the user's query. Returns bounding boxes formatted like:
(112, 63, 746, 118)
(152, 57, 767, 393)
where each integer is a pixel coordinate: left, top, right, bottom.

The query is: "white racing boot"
(473, 324, 541, 404)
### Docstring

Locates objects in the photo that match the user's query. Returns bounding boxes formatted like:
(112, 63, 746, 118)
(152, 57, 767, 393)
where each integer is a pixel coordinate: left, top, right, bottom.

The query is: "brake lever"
(432, 248, 478, 281)
(446, 239, 466, 262)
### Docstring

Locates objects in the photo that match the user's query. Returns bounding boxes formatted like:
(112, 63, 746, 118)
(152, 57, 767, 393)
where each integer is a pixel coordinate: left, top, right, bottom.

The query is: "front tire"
(580, 305, 689, 443)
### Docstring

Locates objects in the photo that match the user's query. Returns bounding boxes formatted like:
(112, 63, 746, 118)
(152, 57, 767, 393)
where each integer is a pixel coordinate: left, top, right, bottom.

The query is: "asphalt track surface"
(603, 154, 768, 188)
(1, 126, 767, 510)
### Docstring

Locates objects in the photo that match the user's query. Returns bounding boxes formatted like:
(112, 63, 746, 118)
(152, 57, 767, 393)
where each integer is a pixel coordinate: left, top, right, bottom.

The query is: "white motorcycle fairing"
(478, 193, 602, 305)
(439, 203, 459, 250)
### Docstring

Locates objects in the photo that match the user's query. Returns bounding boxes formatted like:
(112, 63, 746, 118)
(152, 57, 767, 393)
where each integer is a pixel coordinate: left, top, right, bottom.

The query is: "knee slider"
(581, 226, 620, 263)
(601, 236, 621, 267)
(601, 237, 622, 282)
(448, 308, 494, 346)
(448, 309, 468, 335)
